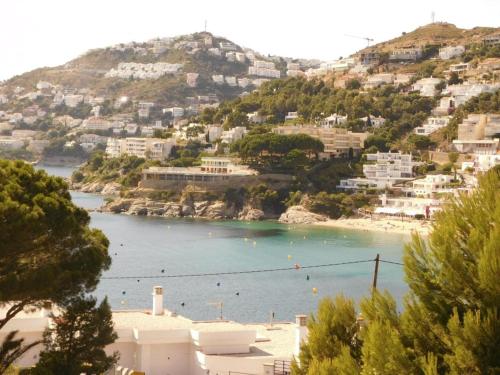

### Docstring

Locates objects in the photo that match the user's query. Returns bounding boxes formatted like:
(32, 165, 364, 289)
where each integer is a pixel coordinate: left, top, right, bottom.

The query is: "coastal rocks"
(278, 205, 328, 224)
(102, 196, 268, 221)
(105, 198, 134, 213)
(238, 206, 265, 221)
(101, 182, 122, 196)
(79, 181, 105, 193)
(162, 203, 183, 218)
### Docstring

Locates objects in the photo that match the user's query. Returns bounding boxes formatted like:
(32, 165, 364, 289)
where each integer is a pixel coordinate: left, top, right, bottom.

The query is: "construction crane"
(345, 34, 374, 47)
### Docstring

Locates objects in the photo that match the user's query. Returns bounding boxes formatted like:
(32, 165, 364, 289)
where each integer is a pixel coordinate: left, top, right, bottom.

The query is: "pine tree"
(403, 166, 500, 372)
(32, 295, 118, 375)
(292, 295, 362, 375)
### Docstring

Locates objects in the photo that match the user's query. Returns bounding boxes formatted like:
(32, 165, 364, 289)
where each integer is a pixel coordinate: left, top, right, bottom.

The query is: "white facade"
(1, 288, 299, 375)
(207, 125, 223, 142)
(106, 137, 175, 160)
(221, 126, 247, 144)
(63, 94, 84, 108)
(412, 77, 442, 97)
(439, 45, 465, 60)
(375, 194, 442, 217)
(406, 174, 454, 197)
(318, 113, 348, 127)
(82, 117, 113, 131)
(339, 152, 417, 190)
(105, 62, 183, 79)
(414, 116, 450, 136)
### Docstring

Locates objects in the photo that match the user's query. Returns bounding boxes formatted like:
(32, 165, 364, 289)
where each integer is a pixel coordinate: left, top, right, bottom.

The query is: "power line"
(379, 260, 404, 266)
(101, 259, 377, 280)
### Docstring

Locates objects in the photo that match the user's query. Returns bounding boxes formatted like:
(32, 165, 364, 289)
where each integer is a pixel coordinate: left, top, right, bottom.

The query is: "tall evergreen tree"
(293, 167, 500, 374)
(0, 160, 111, 366)
(32, 296, 118, 375)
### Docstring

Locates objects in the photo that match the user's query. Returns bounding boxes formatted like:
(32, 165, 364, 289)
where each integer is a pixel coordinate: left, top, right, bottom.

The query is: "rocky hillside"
(1, 32, 318, 107)
(361, 23, 499, 53)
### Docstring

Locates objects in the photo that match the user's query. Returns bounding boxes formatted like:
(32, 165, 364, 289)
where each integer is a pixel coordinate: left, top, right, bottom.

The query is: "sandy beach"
(314, 217, 431, 236)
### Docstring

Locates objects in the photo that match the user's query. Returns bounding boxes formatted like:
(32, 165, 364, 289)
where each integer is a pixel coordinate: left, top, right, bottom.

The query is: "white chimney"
(294, 314, 308, 356)
(152, 286, 164, 316)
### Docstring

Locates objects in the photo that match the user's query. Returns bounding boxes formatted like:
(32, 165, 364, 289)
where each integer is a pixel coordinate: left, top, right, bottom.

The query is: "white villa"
(1, 286, 304, 375)
(318, 113, 348, 127)
(403, 174, 454, 198)
(414, 116, 450, 136)
(375, 194, 442, 218)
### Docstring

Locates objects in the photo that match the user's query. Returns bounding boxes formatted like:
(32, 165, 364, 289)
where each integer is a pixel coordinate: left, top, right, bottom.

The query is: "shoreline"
(314, 217, 430, 236)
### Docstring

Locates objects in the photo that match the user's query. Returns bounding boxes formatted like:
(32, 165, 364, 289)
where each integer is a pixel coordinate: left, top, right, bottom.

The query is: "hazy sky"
(1, 0, 499, 81)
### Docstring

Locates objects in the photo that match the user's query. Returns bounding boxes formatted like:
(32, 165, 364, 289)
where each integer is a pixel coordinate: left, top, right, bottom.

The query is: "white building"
(1, 287, 302, 375)
(375, 194, 442, 218)
(285, 112, 299, 121)
(360, 116, 386, 128)
(474, 154, 500, 172)
(164, 107, 185, 118)
(338, 152, 417, 190)
(439, 45, 465, 60)
(453, 114, 500, 154)
(389, 47, 422, 61)
(82, 117, 113, 131)
(106, 137, 175, 160)
(207, 125, 223, 142)
(414, 116, 450, 136)
(186, 73, 199, 88)
(221, 126, 247, 144)
(248, 61, 280, 78)
(405, 174, 454, 198)
(212, 74, 225, 85)
(63, 94, 84, 108)
(105, 62, 183, 79)
(318, 113, 348, 127)
(448, 63, 470, 74)
(412, 77, 442, 97)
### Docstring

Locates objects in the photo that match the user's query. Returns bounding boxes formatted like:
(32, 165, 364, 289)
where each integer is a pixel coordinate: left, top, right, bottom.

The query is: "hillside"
(1, 32, 316, 107)
(363, 23, 499, 53)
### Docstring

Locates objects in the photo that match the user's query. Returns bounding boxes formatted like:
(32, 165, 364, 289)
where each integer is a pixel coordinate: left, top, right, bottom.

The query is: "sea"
(38, 165, 409, 323)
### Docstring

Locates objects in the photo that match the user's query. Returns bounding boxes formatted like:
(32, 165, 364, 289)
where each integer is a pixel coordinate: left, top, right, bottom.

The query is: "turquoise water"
(40, 165, 408, 322)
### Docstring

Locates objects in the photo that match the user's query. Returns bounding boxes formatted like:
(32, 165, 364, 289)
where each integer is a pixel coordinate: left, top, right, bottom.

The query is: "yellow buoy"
(288, 255, 292, 260)
(312, 287, 318, 295)
(303, 236, 307, 240)
(253, 241, 257, 246)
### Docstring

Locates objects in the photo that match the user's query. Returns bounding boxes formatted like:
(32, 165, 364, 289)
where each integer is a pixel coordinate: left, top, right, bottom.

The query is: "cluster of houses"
(1, 286, 304, 375)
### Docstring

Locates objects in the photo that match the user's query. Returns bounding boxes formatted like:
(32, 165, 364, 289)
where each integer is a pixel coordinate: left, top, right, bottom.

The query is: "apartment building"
(483, 34, 500, 46)
(106, 137, 175, 160)
(389, 47, 422, 61)
(82, 117, 113, 131)
(453, 114, 500, 154)
(273, 125, 368, 158)
(338, 152, 417, 190)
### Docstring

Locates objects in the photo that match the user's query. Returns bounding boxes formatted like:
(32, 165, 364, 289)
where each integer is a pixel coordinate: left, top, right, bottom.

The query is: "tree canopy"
(32, 295, 118, 375)
(0, 159, 111, 368)
(292, 167, 500, 374)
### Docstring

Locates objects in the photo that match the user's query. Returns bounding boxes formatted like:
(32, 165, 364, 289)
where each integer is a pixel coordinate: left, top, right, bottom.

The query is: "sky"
(1, 0, 499, 81)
